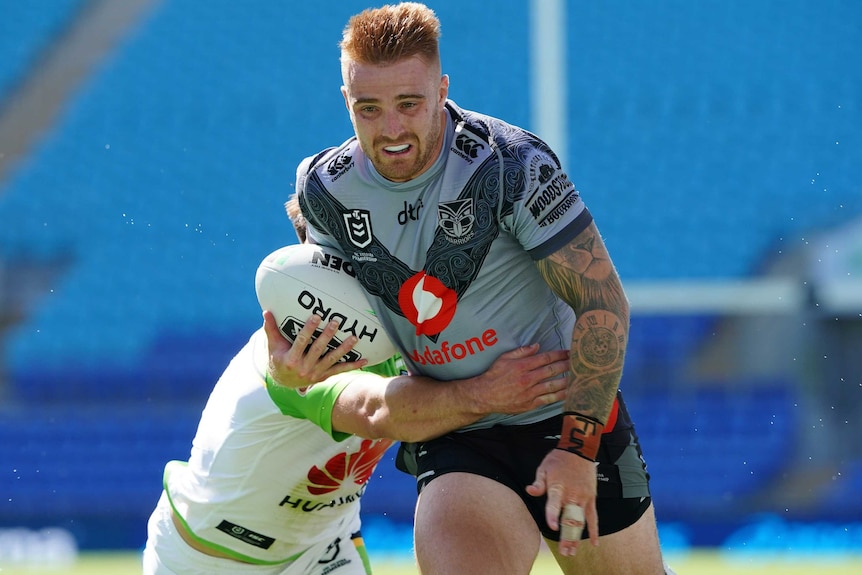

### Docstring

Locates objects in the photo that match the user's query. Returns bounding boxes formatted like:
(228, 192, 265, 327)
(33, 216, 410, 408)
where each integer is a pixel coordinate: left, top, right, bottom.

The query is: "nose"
(381, 110, 406, 139)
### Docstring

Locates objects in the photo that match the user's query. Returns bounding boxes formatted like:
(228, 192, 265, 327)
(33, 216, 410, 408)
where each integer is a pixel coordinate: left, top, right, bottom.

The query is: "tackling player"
(142, 202, 569, 575)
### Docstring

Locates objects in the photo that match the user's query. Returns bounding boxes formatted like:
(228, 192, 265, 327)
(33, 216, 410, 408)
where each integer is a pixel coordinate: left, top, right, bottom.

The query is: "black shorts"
(396, 390, 651, 541)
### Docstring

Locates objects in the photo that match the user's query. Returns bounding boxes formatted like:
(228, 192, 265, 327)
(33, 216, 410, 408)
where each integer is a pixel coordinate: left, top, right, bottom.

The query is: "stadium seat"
(0, 0, 859, 551)
(0, 1, 85, 99)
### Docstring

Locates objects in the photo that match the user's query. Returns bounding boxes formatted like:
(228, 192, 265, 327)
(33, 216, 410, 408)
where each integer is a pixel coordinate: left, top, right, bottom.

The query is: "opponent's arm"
(264, 310, 369, 389)
(263, 309, 570, 442)
(331, 344, 570, 442)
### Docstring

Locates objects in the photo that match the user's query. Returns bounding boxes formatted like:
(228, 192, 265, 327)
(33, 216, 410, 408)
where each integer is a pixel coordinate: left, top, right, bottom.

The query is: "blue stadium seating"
(2, 0, 860, 388)
(0, 0, 859, 550)
(625, 382, 798, 517)
(624, 315, 718, 388)
(817, 458, 862, 518)
(0, 403, 200, 518)
(0, 1, 85, 99)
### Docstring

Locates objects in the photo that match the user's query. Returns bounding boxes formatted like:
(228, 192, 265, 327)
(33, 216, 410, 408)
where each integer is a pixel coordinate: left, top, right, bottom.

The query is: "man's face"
(341, 55, 448, 182)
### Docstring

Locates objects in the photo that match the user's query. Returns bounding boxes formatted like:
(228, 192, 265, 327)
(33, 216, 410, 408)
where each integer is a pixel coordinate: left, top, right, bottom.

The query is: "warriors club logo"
(397, 272, 458, 337)
(437, 199, 475, 245)
(306, 439, 393, 495)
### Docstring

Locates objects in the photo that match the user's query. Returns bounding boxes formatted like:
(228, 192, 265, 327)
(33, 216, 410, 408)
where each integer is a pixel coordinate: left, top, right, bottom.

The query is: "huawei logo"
(306, 439, 393, 495)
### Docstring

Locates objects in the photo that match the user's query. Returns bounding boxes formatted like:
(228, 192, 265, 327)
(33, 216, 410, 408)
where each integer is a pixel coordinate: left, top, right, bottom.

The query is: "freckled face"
(341, 56, 448, 182)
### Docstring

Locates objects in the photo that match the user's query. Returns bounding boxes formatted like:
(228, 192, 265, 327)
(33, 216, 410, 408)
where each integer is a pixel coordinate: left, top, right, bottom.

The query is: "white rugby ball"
(255, 243, 397, 366)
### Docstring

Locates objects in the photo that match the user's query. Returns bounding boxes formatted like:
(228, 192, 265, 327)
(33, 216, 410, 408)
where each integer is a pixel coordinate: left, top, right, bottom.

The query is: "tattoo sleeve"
(535, 221, 630, 424)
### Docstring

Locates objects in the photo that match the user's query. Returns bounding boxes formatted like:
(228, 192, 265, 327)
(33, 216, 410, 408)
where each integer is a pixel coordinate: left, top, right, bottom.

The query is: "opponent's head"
(339, 2, 449, 183)
(285, 193, 307, 243)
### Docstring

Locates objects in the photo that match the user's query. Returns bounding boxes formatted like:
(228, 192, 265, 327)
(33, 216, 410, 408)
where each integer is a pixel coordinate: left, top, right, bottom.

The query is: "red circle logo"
(398, 272, 458, 336)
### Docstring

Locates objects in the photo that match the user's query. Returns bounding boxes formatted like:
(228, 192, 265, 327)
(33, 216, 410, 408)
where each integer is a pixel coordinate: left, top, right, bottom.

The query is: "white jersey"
(297, 100, 592, 429)
(162, 328, 399, 564)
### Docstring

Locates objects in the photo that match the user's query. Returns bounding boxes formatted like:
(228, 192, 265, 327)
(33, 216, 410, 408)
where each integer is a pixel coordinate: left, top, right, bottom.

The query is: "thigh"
(414, 472, 542, 575)
(545, 502, 666, 575)
(404, 391, 652, 542)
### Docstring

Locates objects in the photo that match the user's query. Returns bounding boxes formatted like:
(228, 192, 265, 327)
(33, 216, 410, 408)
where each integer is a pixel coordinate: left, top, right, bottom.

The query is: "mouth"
(382, 143, 411, 155)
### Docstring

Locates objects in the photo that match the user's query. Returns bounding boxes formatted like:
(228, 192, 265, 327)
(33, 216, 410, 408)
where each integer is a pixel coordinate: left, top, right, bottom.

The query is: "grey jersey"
(296, 101, 593, 429)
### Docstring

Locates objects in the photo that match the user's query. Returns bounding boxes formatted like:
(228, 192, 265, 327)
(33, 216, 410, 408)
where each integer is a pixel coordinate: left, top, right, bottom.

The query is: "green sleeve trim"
(361, 355, 404, 377)
(264, 355, 403, 442)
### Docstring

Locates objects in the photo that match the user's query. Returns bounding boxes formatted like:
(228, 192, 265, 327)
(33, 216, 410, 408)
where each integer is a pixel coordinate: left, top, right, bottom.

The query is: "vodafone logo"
(397, 272, 457, 336)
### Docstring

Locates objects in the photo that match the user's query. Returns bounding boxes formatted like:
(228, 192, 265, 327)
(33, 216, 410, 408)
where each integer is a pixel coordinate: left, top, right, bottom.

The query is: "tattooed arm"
(535, 220, 630, 426)
(528, 220, 630, 554)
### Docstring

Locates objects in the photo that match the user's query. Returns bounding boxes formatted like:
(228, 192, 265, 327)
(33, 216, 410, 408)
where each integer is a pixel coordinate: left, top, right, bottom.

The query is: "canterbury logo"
(327, 153, 353, 177)
(452, 134, 484, 162)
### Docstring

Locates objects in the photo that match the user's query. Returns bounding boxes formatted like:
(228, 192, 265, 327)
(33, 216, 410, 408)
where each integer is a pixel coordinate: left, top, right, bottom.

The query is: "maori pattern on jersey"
(300, 156, 501, 343)
(299, 102, 569, 343)
(470, 107, 566, 226)
(300, 174, 414, 315)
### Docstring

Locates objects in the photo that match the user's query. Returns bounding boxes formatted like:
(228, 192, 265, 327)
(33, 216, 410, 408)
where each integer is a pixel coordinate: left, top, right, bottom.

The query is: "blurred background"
(0, 0, 860, 567)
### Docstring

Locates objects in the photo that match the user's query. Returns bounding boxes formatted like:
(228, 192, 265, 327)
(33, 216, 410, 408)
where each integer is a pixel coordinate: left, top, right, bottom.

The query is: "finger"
(546, 349, 570, 362)
(516, 349, 569, 378)
(547, 356, 570, 377)
(291, 315, 322, 354)
(540, 364, 569, 388)
(501, 342, 540, 359)
(531, 381, 566, 406)
(538, 386, 567, 406)
(533, 368, 568, 405)
(518, 347, 563, 370)
(262, 310, 281, 340)
(534, 349, 568, 368)
(524, 466, 547, 498)
(560, 503, 585, 542)
(586, 501, 600, 547)
(322, 359, 368, 379)
(306, 319, 341, 359)
(262, 311, 292, 358)
(326, 333, 362, 365)
(543, 485, 564, 531)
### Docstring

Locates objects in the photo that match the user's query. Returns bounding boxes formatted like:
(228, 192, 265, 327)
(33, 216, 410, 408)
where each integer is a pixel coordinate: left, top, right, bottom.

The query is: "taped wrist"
(556, 411, 604, 461)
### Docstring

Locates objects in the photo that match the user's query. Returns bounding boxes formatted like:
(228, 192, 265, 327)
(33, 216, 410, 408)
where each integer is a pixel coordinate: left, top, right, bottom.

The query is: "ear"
(438, 74, 450, 106)
(341, 86, 350, 110)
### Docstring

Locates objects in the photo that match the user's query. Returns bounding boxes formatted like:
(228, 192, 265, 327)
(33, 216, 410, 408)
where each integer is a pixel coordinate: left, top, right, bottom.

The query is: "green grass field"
(2, 549, 861, 574)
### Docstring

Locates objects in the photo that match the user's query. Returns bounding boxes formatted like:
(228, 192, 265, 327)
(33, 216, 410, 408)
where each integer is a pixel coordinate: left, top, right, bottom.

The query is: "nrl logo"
(344, 209, 372, 248)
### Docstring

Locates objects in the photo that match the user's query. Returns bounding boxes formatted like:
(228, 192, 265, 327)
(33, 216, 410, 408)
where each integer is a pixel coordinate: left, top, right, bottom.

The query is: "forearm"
(332, 373, 482, 442)
(566, 301, 628, 422)
(537, 222, 630, 424)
